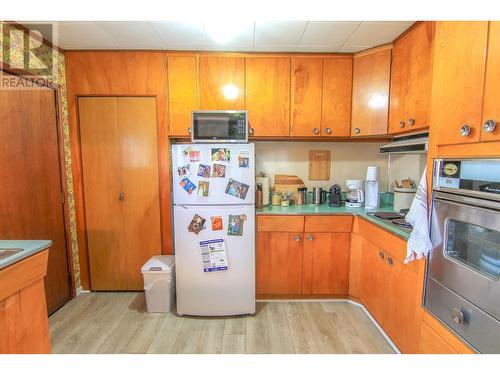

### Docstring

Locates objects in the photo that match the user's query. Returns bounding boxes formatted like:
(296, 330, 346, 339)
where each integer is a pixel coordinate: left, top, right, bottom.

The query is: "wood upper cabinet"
(291, 58, 323, 137)
(302, 233, 351, 295)
(322, 58, 353, 137)
(388, 33, 411, 134)
(351, 48, 391, 136)
(481, 21, 500, 142)
(430, 22, 488, 145)
(199, 56, 245, 110)
(389, 22, 434, 134)
(245, 57, 290, 137)
(167, 55, 198, 136)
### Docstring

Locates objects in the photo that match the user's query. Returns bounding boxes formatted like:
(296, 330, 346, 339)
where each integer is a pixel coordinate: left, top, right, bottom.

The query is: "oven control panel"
(434, 159, 500, 196)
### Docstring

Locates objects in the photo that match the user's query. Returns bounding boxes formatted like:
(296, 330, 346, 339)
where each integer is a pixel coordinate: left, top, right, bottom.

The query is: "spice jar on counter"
(271, 191, 282, 206)
(256, 183, 263, 209)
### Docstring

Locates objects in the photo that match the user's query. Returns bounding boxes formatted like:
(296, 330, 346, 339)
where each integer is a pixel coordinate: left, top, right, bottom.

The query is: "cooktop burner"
(368, 211, 413, 232)
(391, 218, 413, 228)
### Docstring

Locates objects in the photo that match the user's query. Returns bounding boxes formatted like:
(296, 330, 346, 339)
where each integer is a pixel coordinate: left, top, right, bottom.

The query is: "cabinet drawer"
(257, 215, 304, 232)
(304, 215, 353, 233)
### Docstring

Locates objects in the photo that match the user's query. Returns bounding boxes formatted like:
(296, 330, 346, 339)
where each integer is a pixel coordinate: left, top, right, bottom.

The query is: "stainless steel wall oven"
(425, 158, 500, 353)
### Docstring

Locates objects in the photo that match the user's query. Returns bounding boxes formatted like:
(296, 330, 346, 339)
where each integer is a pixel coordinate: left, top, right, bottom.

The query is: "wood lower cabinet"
(359, 238, 387, 324)
(302, 233, 350, 295)
(430, 22, 488, 145)
(0, 250, 51, 353)
(246, 57, 291, 137)
(351, 47, 391, 136)
(256, 231, 303, 295)
(257, 215, 352, 296)
(357, 217, 424, 353)
(167, 55, 198, 137)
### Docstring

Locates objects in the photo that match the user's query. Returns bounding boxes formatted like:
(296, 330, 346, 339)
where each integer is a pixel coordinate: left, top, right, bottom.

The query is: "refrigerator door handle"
(178, 205, 252, 210)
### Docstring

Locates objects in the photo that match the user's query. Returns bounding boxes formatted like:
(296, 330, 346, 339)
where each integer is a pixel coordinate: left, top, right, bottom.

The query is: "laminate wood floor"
(49, 292, 395, 354)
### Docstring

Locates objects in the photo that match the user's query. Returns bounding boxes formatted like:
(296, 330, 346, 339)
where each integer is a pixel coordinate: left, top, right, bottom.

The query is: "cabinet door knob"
(483, 119, 496, 133)
(354, 127, 361, 134)
(313, 128, 320, 135)
(408, 118, 415, 127)
(451, 307, 465, 326)
(399, 120, 405, 128)
(188, 127, 192, 134)
(294, 234, 301, 242)
(118, 192, 125, 201)
(249, 127, 255, 135)
(325, 127, 332, 134)
(387, 256, 393, 265)
(307, 234, 313, 241)
(379, 251, 385, 260)
(459, 124, 471, 137)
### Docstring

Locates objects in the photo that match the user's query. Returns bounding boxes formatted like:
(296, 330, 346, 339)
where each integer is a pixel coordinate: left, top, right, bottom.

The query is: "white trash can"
(141, 255, 175, 313)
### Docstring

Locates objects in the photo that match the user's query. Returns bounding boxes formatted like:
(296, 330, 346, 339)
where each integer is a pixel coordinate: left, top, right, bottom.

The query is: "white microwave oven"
(191, 110, 248, 143)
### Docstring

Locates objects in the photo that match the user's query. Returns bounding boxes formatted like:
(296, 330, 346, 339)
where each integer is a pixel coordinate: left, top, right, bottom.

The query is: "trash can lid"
(141, 255, 175, 273)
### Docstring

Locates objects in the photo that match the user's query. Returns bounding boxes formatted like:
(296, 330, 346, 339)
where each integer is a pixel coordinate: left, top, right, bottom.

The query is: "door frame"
(0, 64, 76, 300)
(75, 95, 164, 291)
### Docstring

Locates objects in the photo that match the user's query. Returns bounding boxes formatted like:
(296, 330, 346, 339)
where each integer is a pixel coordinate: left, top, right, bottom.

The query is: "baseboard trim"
(256, 298, 401, 354)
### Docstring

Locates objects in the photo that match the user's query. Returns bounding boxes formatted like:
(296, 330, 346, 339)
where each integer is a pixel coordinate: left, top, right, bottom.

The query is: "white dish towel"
(404, 166, 433, 264)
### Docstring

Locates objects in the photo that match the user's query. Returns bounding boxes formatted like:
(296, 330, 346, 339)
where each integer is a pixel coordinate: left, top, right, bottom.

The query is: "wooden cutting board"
(308, 150, 331, 180)
(274, 174, 305, 194)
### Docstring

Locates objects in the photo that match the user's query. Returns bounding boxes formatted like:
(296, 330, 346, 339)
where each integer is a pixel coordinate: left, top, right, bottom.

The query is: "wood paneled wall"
(65, 51, 171, 290)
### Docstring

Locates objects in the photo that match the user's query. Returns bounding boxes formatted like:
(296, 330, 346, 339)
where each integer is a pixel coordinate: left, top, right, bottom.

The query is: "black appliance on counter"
(329, 184, 341, 207)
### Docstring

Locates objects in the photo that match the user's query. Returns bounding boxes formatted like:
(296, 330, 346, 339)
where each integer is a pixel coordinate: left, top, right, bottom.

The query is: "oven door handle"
(434, 191, 500, 212)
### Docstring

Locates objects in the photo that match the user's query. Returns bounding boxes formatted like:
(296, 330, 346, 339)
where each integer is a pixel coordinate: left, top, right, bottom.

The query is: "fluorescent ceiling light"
(203, 20, 253, 44)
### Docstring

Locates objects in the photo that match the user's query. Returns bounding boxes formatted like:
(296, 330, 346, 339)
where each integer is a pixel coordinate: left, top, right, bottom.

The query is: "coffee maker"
(345, 179, 365, 208)
(329, 184, 341, 207)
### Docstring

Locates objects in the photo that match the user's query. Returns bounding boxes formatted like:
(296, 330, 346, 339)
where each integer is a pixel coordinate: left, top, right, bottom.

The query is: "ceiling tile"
(202, 21, 254, 47)
(254, 21, 307, 46)
(339, 44, 373, 53)
(295, 45, 342, 53)
(149, 21, 208, 47)
(253, 45, 297, 52)
(299, 21, 360, 48)
(57, 22, 118, 49)
(94, 21, 163, 49)
(345, 21, 414, 47)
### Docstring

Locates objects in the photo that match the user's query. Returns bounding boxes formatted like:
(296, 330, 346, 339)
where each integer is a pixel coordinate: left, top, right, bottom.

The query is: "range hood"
(380, 131, 428, 154)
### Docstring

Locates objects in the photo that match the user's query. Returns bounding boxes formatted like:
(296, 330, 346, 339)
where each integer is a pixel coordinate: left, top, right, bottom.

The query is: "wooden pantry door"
(78, 97, 161, 290)
(0, 74, 71, 314)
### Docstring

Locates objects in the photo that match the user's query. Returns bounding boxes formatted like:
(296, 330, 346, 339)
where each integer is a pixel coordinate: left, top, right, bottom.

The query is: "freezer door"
(174, 204, 255, 316)
(172, 143, 255, 205)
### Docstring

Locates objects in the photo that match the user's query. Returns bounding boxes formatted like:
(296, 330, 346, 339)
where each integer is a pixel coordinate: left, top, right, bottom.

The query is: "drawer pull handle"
(379, 251, 384, 259)
(387, 256, 393, 265)
(451, 307, 465, 326)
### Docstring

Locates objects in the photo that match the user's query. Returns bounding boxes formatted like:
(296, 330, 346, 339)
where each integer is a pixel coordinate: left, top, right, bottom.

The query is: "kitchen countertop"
(0, 240, 52, 270)
(256, 203, 411, 240)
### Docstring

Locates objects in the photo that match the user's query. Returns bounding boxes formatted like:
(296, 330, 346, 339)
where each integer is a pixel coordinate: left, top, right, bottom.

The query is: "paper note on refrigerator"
(199, 238, 228, 272)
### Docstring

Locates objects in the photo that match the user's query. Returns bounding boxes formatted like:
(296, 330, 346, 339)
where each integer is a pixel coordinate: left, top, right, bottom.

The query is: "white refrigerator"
(172, 143, 255, 316)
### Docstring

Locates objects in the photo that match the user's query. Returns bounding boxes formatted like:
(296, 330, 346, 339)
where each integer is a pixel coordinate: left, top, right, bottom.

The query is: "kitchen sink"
(0, 248, 23, 261)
